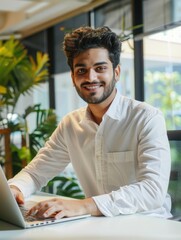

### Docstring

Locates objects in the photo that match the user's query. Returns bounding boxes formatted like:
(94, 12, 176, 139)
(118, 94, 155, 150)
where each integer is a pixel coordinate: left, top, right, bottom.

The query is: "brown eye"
(77, 68, 86, 75)
(96, 66, 107, 72)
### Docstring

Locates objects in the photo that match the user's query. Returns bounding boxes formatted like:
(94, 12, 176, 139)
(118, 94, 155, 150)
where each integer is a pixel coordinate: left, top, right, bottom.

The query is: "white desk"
(0, 193, 181, 240)
(0, 214, 181, 240)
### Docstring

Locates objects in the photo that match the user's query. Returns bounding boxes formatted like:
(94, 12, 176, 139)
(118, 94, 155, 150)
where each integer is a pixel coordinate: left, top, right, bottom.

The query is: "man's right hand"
(10, 185, 24, 205)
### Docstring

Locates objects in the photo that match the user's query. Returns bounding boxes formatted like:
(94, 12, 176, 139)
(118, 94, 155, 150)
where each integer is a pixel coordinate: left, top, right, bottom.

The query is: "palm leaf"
(30, 52, 49, 84)
(0, 37, 49, 111)
(24, 104, 57, 158)
(47, 176, 85, 199)
(0, 37, 27, 85)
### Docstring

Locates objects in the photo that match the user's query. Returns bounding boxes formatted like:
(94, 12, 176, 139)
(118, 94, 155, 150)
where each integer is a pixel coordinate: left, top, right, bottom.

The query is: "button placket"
(95, 125, 104, 192)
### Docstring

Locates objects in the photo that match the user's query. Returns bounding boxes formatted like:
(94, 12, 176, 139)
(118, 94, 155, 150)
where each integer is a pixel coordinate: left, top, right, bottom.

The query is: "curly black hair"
(63, 26, 122, 71)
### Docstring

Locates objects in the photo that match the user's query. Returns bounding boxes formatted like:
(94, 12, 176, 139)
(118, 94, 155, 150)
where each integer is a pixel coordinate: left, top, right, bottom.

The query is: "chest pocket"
(106, 151, 136, 190)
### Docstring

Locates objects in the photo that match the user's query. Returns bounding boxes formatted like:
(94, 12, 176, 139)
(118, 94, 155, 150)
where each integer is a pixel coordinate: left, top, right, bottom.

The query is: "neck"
(88, 89, 116, 125)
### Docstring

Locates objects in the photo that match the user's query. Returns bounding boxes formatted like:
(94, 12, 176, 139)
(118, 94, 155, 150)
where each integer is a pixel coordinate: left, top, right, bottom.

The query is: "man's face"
(71, 48, 120, 104)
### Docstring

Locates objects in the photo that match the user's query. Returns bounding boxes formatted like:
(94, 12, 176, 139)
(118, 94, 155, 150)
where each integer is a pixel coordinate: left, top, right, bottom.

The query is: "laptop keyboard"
(19, 206, 37, 222)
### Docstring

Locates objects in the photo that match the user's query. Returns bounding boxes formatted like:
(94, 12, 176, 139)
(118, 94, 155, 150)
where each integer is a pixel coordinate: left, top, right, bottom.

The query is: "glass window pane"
(15, 82, 49, 132)
(143, 0, 181, 34)
(54, 72, 86, 121)
(95, 0, 134, 98)
(118, 40, 134, 98)
(144, 26, 181, 130)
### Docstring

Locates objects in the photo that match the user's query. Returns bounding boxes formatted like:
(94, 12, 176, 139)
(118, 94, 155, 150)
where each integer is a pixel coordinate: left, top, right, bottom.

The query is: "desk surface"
(0, 194, 181, 240)
(1, 214, 181, 240)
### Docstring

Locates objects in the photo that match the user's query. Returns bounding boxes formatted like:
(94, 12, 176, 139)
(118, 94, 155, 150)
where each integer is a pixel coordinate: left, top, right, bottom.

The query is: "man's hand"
(10, 185, 24, 205)
(27, 197, 102, 219)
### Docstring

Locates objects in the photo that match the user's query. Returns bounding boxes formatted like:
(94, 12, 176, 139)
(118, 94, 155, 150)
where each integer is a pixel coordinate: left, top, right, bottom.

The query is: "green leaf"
(46, 176, 85, 199)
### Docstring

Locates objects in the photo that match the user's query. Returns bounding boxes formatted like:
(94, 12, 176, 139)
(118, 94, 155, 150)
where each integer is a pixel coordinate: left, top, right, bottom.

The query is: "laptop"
(0, 166, 90, 228)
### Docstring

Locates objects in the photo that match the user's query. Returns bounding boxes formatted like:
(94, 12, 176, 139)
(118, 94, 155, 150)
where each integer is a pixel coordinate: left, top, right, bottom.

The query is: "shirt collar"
(80, 90, 122, 124)
(79, 106, 93, 124)
(104, 90, 122, 121)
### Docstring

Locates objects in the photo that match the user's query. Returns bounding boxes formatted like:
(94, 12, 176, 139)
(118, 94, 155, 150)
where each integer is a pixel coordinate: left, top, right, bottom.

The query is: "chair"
(167, 130, 181, 217)
(0, 128, 13, 179)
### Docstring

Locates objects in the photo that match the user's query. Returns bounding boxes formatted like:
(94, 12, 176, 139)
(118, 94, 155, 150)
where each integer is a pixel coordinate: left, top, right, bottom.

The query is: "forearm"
(93, 177, 171, 217)
(83, 198, 102, 216)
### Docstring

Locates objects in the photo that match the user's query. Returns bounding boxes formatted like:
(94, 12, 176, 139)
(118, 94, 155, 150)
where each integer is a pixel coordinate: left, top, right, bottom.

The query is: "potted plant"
(0, 37, 84, 199)
(0, 37, 50, 169)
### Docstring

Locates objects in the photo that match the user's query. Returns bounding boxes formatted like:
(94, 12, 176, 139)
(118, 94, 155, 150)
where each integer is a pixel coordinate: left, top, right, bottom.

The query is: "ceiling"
(0, 0, 108, 39)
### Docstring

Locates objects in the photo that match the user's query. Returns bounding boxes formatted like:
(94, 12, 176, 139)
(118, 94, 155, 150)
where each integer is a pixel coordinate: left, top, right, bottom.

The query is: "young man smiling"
(9, 26, 172, 219)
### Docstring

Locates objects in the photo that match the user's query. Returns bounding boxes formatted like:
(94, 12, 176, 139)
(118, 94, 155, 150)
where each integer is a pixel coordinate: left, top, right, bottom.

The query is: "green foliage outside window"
(145, 70, 181, 215)
(145, 71, 181, 130)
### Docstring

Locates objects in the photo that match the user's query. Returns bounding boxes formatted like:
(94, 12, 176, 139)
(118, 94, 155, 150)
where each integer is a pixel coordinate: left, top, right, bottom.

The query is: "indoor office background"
(18, 0, 181, 130)
(2, 0, 181, 216)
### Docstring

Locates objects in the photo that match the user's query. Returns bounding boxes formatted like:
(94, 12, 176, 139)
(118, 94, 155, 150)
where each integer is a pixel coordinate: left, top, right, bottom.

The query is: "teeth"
(85, 85, 99, 89)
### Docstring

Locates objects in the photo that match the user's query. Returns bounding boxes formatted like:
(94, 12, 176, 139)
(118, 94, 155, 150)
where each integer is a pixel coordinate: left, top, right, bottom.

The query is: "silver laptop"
(0, 166, 90, 228)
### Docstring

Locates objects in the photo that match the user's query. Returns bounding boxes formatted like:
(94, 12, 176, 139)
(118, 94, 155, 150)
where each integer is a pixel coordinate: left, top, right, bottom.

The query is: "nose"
(87, 68, 97, 82)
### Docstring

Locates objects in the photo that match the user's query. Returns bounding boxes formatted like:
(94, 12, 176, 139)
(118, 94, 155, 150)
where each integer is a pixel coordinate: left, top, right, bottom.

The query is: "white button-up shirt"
(9, 91, 172, 218)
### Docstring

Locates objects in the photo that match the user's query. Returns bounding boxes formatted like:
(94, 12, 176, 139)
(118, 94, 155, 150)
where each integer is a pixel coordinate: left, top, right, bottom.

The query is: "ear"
(114, 64, 121, 82)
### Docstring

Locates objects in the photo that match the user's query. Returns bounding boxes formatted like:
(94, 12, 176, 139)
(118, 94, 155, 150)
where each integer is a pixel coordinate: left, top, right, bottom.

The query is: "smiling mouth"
(82, 82, 104, 90)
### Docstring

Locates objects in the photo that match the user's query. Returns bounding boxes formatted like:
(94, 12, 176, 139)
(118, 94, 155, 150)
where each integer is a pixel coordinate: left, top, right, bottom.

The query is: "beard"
(74, 77, 117, 104)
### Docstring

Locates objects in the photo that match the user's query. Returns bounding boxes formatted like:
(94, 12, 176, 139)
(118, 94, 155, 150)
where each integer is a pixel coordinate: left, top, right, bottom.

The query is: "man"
(9, 26, 172, 219)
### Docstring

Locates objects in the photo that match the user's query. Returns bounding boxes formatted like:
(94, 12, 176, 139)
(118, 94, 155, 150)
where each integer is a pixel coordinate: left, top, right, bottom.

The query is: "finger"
(16, 193, 24, 205)
(42, 206, 58, 218)
(10, 185, 24, 204)
(27, 203, 55, 219)
(37, 202, 58, 218)
(54, 211, 66, 219)
(27, 199, 63, 218)
(27, 204, 40, 216)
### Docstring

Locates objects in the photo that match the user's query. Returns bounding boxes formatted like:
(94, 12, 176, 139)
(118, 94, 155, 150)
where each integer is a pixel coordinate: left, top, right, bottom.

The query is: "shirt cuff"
(8, 171, 37, 198)
(93, 191, 139, 216)
(92, 194, 121, 217)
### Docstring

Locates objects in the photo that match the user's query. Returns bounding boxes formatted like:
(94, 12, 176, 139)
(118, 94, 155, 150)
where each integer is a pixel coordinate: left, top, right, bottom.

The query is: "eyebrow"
(74, 62, 108, 68)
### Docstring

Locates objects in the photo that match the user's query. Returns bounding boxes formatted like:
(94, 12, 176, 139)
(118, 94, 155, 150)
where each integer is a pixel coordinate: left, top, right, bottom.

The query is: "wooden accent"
(21, 134, 28, 168)
(0, 128, 12, 179)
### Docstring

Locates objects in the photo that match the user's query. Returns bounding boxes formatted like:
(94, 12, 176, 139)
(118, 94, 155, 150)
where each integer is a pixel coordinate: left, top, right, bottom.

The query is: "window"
(95, 0, 134, 98)
(54, 72, 86, 121)
(144, 26, 181, 130)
